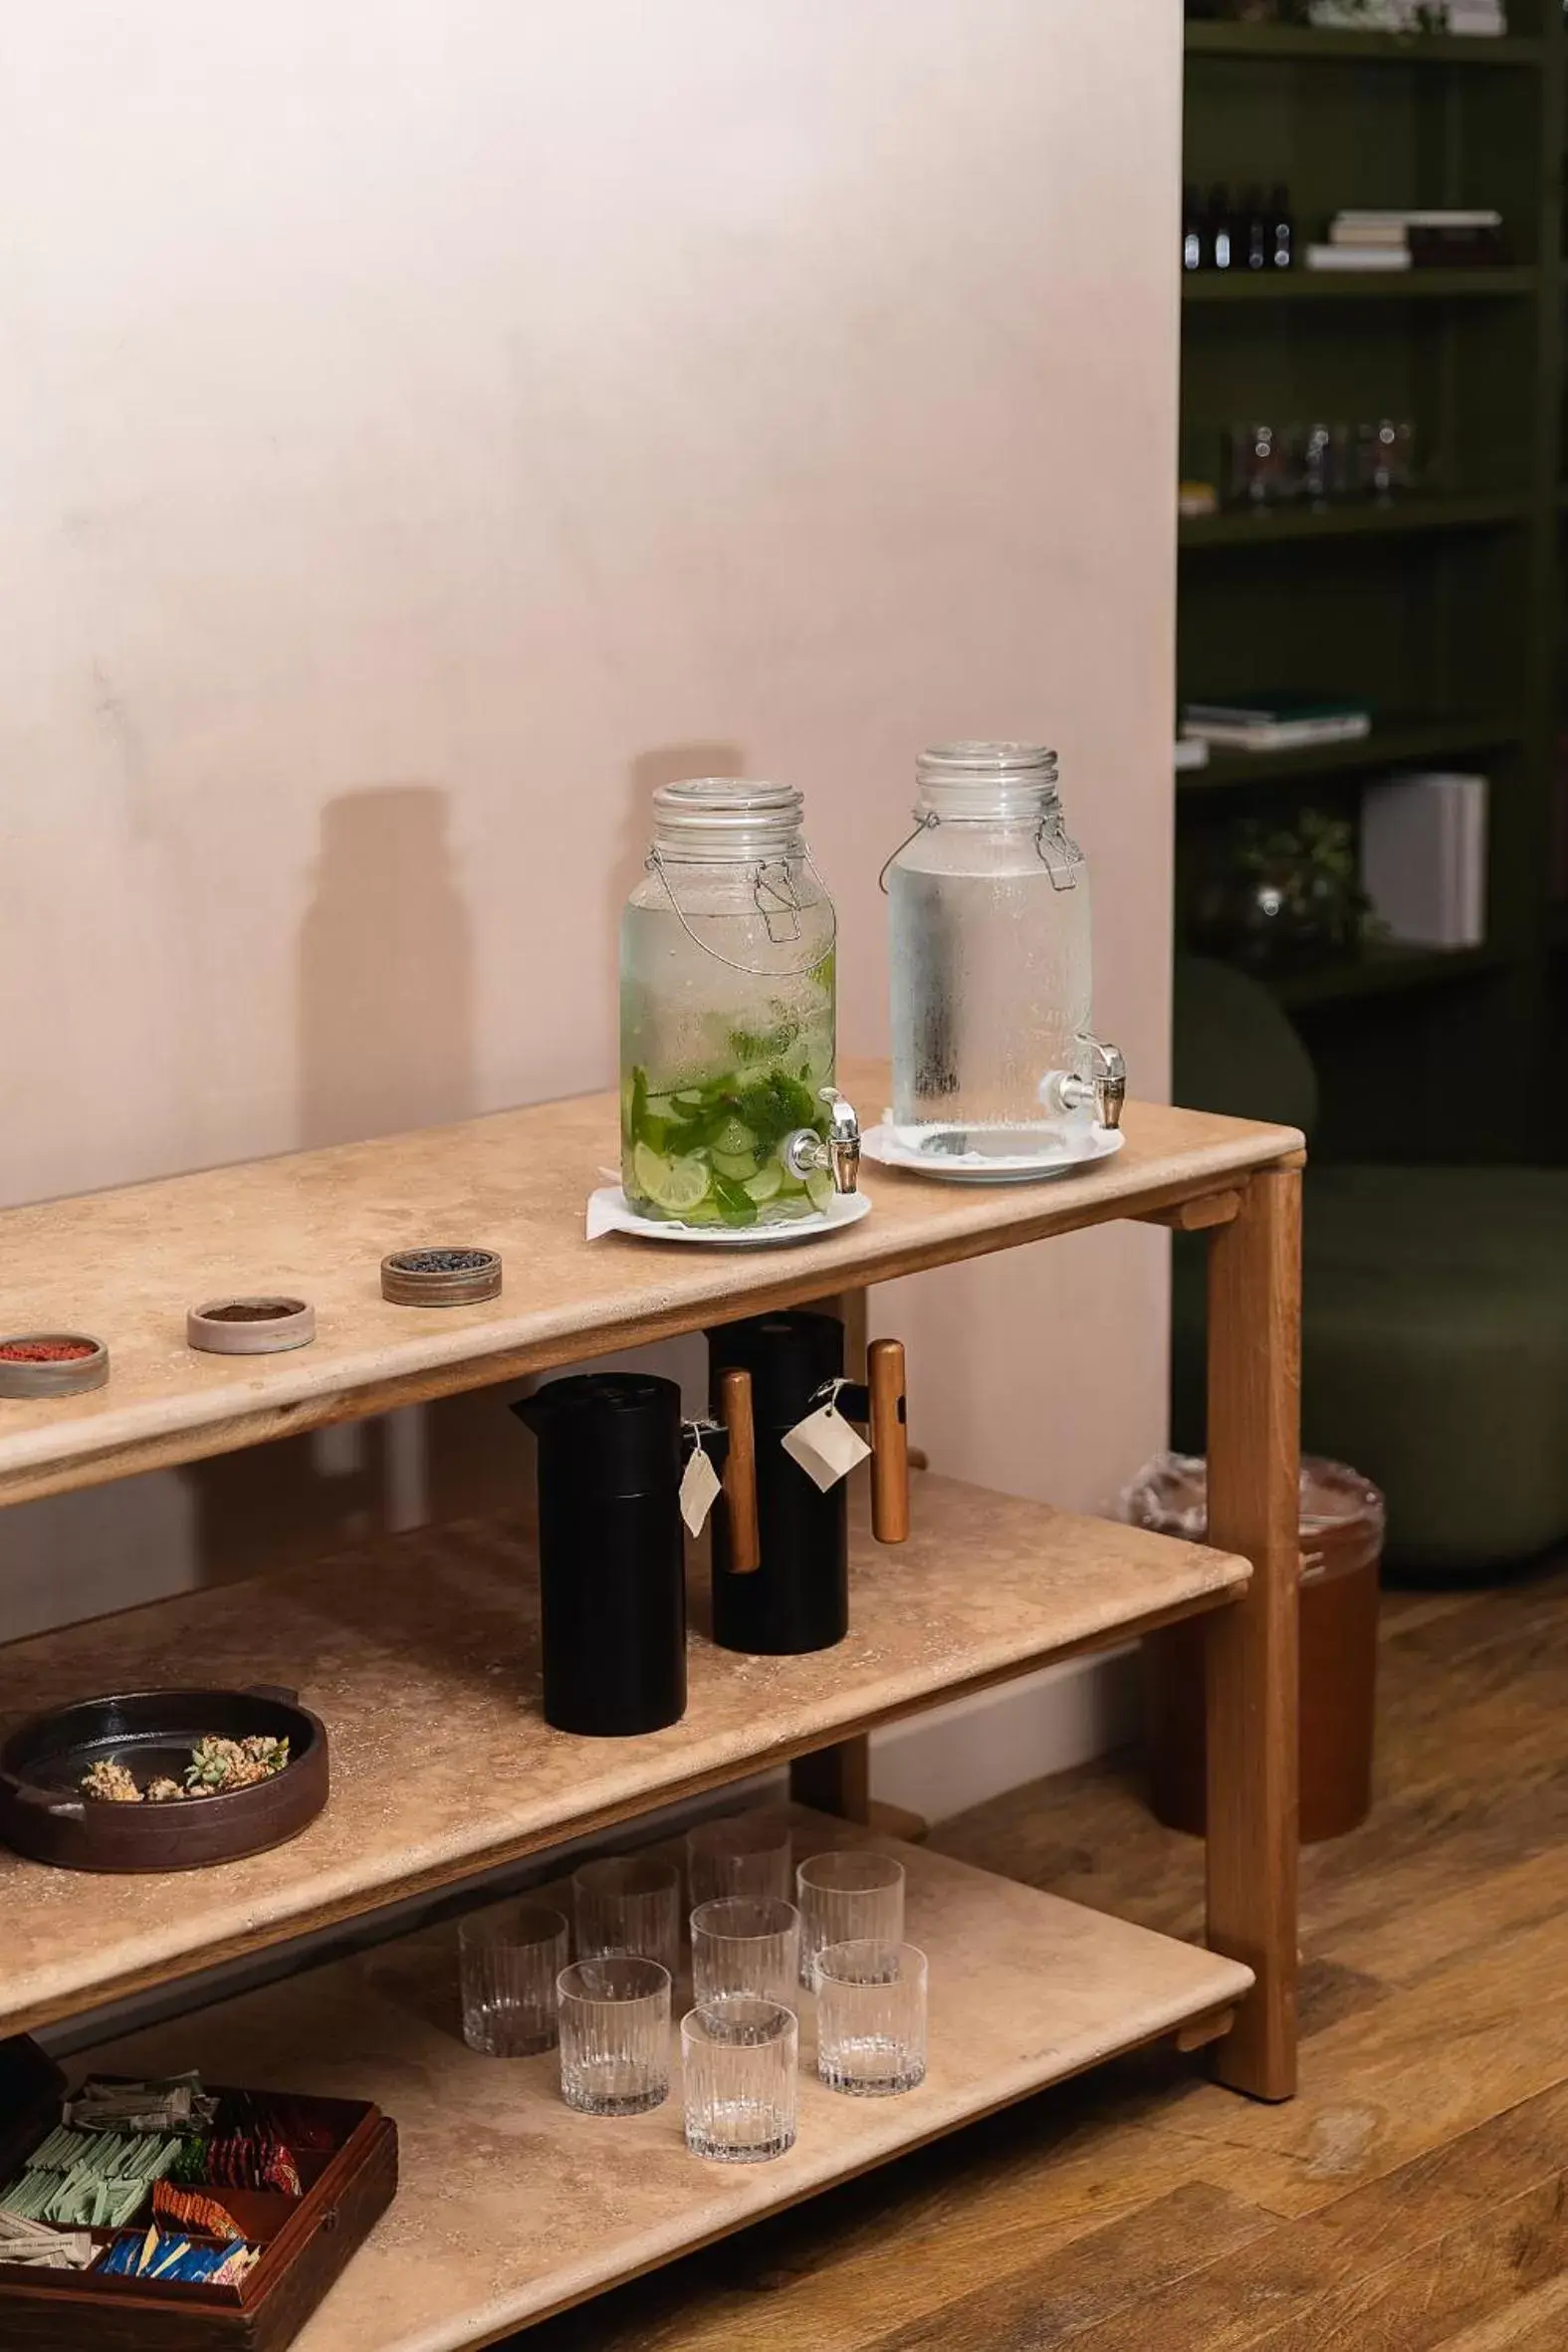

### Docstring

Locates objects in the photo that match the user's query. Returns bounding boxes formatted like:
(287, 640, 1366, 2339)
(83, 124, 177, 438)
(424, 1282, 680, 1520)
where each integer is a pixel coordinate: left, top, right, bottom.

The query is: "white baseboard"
(871, 1649, 1138, 1825)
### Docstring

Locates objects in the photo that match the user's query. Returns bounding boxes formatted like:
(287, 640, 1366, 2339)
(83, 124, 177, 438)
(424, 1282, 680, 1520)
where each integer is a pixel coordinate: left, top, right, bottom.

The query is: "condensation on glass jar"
(620, 780, 838, 1228)
(884, 742, 1123, 1161)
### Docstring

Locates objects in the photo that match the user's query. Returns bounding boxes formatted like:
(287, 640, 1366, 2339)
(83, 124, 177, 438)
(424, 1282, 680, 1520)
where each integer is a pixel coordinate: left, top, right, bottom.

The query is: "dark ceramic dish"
(0, 1686, 329, 1872)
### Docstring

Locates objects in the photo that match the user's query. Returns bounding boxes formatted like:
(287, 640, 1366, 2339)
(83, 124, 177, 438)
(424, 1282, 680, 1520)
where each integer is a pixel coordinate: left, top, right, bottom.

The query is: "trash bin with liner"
(1129, 1452, 1385, 1845)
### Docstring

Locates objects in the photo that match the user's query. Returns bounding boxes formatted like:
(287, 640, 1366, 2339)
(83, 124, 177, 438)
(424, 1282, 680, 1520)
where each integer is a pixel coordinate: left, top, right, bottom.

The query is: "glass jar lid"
(651, 778, 805, 862)
(914, 741, 1059, 822)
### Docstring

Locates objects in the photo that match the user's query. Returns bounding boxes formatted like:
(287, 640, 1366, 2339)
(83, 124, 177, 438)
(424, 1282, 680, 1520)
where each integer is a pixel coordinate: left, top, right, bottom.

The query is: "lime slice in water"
(805, 1169, 835, 1214)
(633, 1143, 711, 1217)
(744, 1160, 784, 1203)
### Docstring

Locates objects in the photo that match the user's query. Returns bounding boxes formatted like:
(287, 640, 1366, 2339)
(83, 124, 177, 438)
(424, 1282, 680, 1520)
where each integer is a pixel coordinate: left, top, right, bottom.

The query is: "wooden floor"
(518, 1557, 1568, 2351)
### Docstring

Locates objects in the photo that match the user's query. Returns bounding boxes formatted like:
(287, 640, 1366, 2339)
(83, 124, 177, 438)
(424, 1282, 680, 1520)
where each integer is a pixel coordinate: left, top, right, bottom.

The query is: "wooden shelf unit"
(0, 1068, 1304, 2342)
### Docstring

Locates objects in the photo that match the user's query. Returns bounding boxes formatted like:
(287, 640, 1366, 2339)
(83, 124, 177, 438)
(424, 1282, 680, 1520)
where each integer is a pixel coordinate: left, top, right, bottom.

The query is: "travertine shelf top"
(0, 1059, 1301, 1506)
(0, 1480, 1247, 2037)
(87, 1814, 1254, 2352)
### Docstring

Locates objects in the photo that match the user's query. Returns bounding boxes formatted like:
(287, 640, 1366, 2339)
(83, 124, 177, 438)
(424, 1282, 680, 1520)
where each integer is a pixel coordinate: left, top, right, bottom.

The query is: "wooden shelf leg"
(1203, 1164, 1301, 2102)
(789, 1289, 874, 1826)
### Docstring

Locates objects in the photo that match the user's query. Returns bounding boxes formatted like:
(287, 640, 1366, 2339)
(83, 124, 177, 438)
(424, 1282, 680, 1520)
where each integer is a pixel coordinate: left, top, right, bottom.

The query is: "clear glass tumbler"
(795, 1851, 905, 1987)
(572, 1855, 682, 1979)
(459, 1902, 569, 2057)
(682, 1997, 798, 2162)
(686, 1812, 793, 1909)
(815, 1940, 928, 2097)
(558, 1956, 671, 2116)
(691, 1897, 801, 2010)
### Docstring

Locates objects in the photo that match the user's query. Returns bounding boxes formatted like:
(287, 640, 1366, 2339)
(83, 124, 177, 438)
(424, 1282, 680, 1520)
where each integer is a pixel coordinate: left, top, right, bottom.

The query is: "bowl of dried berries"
(0, 1686, 329, 1871)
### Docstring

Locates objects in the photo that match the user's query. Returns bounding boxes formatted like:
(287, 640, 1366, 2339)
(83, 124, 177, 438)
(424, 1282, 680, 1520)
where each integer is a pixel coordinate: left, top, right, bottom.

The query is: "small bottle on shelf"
(1183, 183, 1205, 273)
(1269, 184, 1294, 272)
(1241, 186, 1269, 272)
(1206, 183, 1234, 272)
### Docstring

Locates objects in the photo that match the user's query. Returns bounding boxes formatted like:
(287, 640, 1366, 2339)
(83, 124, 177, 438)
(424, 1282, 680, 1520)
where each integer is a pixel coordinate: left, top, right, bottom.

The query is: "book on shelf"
(1181, 696, 1372, 753)
(1309, 1, 1506, 31)
(1326, 210, 1506, 269)
(1360, 772, 1488, 949)
(1174, 737, 1211, 774)
(1306, 245, 1412, 273)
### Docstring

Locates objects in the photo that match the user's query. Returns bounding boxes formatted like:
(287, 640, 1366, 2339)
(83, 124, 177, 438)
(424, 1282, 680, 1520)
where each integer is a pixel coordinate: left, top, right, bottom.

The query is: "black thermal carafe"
(706, 1310, 909, 1658)
(513, 1371, 704, 1738)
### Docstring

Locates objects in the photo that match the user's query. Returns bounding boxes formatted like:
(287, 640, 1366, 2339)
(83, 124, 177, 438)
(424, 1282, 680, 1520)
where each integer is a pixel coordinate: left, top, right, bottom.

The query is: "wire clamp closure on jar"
(645, 848, 839, 976)
(877, 809, 1086, 896)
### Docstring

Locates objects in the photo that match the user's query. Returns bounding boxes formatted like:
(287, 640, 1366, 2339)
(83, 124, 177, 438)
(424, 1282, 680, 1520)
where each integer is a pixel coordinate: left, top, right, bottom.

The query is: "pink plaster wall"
(0, 1, 1181, 1627)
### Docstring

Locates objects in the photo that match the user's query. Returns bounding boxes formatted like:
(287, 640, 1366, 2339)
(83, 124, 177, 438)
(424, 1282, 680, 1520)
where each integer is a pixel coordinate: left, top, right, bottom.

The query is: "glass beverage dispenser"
(883, 742, 1125, 1162)
(620, 779, 860, 1227)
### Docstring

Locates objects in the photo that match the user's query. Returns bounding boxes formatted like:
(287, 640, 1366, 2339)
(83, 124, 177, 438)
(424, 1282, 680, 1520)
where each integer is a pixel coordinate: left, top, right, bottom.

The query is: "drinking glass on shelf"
(815, 1941, 929, 2098)
(1225, 420, 1289, 509)
(459, 1902, 569, 2057)
(1358, 418, 1416, 502)
(557, 1956, 672, 2115)
(686, 1811, 793, 1909)
(691, 1898, 801, 2010)
(682, 1996, 798, 2162)
(1296, 420, 1352, 508)
(795, 1851, 905, 1988)
(572, 1855, 681, 1979)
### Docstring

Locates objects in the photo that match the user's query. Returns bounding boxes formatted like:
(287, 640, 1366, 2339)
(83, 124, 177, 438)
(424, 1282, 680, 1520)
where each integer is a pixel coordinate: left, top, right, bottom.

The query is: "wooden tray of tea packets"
(0, 2040, 396, 2352)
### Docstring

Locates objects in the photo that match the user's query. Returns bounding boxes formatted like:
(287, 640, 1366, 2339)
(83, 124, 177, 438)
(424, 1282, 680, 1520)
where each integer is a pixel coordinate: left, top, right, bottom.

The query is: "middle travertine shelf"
(0, 1478, 1248, 2039)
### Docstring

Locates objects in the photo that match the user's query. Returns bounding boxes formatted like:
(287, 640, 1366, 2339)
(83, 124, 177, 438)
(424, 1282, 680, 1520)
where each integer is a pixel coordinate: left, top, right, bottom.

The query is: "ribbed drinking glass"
(690, 1897, 801, 2010)
(459, 1902, 569, 2057)
(557, 1957, 671, 2116)
(572, 1855, 682, 1980)
(686, 1812, 793, 1909)
(682, 1997, 798, 2162)
(815, 1940, 928, 2096)
(795, 1851, 905, 1987)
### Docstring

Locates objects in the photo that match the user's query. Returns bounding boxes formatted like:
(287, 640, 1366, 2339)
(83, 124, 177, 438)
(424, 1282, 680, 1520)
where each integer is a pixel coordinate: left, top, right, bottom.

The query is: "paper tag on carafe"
(781, 1386, 872, 1494)
(679, 1443, 723, 1536)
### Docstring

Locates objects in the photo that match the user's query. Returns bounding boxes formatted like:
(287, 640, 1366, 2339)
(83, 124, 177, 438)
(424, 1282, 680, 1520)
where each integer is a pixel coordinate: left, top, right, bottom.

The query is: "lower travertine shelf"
(0, 1476, 1247, 2038)
(83, 1815, 1254, 2352)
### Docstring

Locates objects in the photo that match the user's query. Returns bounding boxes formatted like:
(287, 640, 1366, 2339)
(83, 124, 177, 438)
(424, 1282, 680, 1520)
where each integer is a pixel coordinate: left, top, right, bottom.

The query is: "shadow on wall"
(298, 784, 476, 1149)
(182, 786, 483, 1586)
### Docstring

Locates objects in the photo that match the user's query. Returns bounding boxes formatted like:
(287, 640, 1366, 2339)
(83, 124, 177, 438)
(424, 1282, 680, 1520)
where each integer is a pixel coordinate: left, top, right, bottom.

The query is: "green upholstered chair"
(1171, 957, 1568, 1578)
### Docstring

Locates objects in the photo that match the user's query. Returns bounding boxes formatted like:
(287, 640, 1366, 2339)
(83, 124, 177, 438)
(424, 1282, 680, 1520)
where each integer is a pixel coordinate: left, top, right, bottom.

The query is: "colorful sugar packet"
(66, 2071, 217, 2134)
(0, 2125, 185, 2228)
(98, 2225, 258, 2285)
(0, 2211, 95, 2270)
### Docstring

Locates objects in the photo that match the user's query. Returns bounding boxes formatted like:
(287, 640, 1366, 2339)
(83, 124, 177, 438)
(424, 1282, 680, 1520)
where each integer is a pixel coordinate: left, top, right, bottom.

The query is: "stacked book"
(1360, 772, 1488, 949)
(1309, 1, 1506, 30)
(1180, 695, 1372, 756)
(1307, 209, 1505, 273)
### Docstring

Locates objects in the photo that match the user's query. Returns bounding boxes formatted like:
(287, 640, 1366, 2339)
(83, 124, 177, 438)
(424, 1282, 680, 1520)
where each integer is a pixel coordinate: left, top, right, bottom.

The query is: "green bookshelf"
(1179, 3, 1563, 1162)
(1268, 942, 1505, 1010)
(1183, 266, 1538, 301)
(1179, 494, 1528, 549)
(1185, 23, 1544, 66)
(1180, 714, 1521, 792)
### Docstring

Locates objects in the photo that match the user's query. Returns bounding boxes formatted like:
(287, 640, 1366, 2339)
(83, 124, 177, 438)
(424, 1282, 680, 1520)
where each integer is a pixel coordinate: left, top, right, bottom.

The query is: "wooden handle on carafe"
(867, 1338, 910, 1544)
(719, 1367, 762, 1573)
